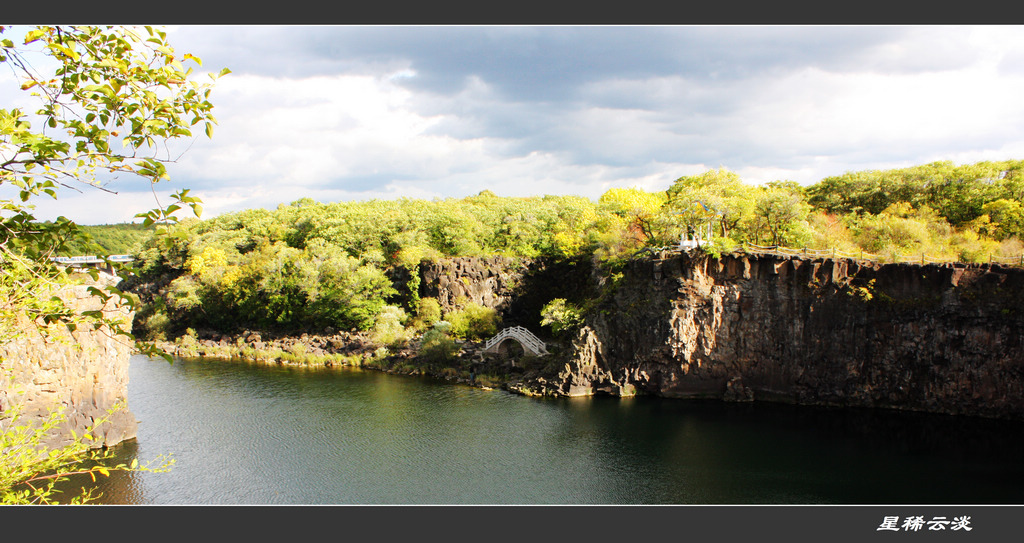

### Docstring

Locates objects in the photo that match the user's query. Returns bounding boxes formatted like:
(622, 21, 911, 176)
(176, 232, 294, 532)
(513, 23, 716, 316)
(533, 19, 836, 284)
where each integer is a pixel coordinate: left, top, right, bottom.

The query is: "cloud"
(170, 26, 915, 99)
(10, 25, 1024, 225)
(173, 71, 474, 189)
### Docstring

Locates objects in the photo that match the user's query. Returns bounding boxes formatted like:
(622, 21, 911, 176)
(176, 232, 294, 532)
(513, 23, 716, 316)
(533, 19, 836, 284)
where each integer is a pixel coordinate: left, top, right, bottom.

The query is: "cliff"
(419, 256, 528, 314)
(527, 251, 1024, 420)
(0, 279, 137, 449)
(419, 254, 597, 327)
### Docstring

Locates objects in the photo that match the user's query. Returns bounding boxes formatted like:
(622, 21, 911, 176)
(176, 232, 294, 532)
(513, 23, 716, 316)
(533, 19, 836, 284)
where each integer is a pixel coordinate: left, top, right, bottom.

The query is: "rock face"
(549, 251, 1024, 420)
(419, 256, 528, 314)
(418, 255, 597, 327)
(0, 281, 137, 449)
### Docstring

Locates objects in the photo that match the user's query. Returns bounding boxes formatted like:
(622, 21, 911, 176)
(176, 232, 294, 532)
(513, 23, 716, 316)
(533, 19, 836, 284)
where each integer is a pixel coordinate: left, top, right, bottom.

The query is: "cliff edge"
(0, 278, 137, 449)
(538, 251, 1024, 420)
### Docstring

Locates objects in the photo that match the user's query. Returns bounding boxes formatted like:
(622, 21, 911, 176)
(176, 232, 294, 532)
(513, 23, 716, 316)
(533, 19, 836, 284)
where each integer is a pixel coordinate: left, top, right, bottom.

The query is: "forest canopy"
(114, 159, 1024, 339)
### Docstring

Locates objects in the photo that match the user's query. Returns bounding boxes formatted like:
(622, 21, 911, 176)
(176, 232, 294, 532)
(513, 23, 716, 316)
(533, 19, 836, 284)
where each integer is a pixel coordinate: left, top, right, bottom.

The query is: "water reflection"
(54, 356, 1024, 505)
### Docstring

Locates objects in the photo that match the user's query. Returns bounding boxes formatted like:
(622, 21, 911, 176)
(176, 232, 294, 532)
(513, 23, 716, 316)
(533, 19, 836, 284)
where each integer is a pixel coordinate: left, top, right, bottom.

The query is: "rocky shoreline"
(150, 328, 566, 395)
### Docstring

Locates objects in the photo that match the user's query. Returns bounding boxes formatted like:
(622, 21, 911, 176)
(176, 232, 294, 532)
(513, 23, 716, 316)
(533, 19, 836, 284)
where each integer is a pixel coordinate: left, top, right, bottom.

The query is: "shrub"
(445, 303, 501, 341)
(371, 305, 411, 346)
(411, 297, 442, 331)
(419, 323, 460, 364)
(540, 298, 584, 337)
(140, 310, 172, 341)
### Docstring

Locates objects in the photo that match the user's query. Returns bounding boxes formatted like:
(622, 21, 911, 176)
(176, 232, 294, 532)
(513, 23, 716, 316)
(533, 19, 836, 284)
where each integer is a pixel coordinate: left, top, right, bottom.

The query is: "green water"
(59, 355, 1024, 505)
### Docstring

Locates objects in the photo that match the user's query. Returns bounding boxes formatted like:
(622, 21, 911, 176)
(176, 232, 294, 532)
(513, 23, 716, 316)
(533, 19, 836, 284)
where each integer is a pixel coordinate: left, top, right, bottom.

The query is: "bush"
(139, 309, 172, 341)
(445, 303, 501, 341)
(419, 323, 460, 364)
(411, 297, 442, 331)
(540, 298, 583, 337)
(371, 304, 411, 347)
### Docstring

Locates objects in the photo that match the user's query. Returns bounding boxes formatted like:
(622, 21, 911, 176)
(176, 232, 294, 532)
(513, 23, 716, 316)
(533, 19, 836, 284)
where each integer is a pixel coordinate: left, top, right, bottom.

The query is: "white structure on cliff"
(482, 326, 549, 357)
(676, 200, 719, 251)
(51, 254, 134, 276)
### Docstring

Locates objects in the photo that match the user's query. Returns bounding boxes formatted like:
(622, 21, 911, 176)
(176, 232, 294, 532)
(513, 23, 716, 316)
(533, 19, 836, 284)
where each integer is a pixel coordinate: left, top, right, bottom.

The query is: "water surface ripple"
(60, 355, 1024, 505)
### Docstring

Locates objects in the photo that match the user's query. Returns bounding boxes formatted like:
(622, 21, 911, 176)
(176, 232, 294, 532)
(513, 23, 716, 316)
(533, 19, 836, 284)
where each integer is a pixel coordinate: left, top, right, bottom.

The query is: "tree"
(1, 25, 228, 345)
(750, 182, 810, 246)
(667, 168, 756, 241)
(539, 298, 583, 337)
(981, 199, 1024, 241)
(598, 187, 668, 245)
(1, 25, 226, 503)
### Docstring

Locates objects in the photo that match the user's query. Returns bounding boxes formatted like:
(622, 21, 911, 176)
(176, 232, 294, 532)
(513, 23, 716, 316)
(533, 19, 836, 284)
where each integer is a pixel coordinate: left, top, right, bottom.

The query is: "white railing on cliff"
(51, 255, 135, 265)
(741, 243, 1024, 267)
(482, 326, 550, 356)
(641, 241, 1024, 268)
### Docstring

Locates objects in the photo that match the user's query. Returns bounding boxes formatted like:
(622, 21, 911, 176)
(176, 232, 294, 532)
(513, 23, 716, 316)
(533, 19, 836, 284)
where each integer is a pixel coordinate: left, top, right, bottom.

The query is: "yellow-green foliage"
(57, 223, 156, 257)
(445, 303, 501, 341)
(1, 399, 173, 504)
(599, 187, 669, 245)
(951, 229, 1001, 263)
(540, 298, 583, 337)
(132, 160, 1024, 341)
(419, 322, 460, 363)
(806, 211, 856, 253)
(411, 297, 442, 331)
(371, 304, 411, 347)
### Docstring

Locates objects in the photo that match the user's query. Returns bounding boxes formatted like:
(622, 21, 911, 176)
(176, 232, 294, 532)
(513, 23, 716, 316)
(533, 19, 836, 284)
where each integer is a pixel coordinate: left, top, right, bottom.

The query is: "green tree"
(539, 298, 583, 337)
(598, 187, 668, 245)
(667, 168, 756, 241)
(1, 25, 227, 344)
(981, 199, 1024, 241)
(1, 25, 226, 503)
(750, 183, 810, 246)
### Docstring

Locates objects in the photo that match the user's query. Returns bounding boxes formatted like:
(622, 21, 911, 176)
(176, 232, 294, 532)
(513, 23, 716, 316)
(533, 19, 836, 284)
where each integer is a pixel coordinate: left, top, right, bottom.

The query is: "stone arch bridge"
(482, 326, 549, 357)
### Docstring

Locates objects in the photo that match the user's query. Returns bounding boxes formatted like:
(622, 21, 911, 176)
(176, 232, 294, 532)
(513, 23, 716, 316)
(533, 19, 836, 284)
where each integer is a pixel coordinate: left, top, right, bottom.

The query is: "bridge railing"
(51, 254, 135, 265)
(646, 241, 1024, 268)
(483, 326, 549, 356)
(742, 243, 1024, 267)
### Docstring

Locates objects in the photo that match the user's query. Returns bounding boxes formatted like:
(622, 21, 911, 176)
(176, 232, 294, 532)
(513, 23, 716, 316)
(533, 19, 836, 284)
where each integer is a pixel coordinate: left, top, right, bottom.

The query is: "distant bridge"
(482, 326, 549, 357)
(51, 255, 134, 274)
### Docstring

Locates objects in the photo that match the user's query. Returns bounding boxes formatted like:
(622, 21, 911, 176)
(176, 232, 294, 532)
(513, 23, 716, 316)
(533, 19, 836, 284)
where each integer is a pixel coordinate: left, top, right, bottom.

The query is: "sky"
(6, 25, 1024, 225)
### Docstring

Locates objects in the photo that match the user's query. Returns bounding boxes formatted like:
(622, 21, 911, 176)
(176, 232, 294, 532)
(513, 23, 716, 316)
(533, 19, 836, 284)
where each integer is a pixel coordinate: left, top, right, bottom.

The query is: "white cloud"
(729, 58, 1024, 169)
(10, 25, 1024, 225)
(176, 72, 498, 190)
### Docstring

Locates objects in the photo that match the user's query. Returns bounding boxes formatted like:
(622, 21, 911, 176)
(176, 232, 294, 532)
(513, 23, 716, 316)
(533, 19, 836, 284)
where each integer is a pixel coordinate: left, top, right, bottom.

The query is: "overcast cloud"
(8, 25, 1024, 224)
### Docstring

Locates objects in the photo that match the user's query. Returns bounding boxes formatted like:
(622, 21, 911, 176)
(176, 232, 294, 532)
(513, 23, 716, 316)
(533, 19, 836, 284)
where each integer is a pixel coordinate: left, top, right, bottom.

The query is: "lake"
(58, 354, 1024, 505)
